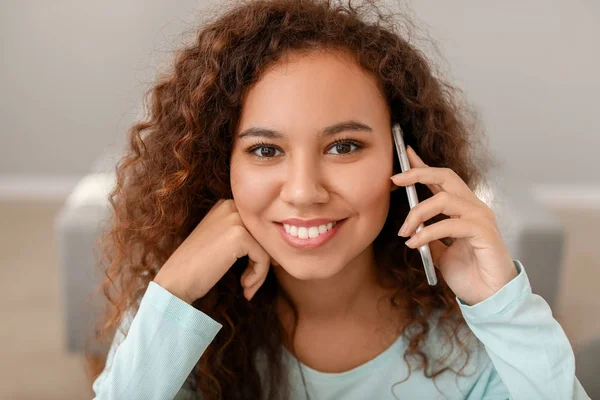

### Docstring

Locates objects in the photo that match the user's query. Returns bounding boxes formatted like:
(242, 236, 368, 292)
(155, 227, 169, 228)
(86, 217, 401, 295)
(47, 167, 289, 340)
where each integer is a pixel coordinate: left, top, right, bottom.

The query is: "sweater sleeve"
(92, 281, 222, 400)
(458, 260, 590, 400)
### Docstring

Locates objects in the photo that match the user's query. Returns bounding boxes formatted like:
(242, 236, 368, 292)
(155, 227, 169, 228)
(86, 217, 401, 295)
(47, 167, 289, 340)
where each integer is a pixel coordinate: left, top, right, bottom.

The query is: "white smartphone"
(391, 122, 438, 286)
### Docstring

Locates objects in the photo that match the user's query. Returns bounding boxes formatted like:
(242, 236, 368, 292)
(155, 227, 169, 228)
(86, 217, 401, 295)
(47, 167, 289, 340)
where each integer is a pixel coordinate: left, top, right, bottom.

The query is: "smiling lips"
(284, 221, 336, 239)
(275, 218, 346, 249)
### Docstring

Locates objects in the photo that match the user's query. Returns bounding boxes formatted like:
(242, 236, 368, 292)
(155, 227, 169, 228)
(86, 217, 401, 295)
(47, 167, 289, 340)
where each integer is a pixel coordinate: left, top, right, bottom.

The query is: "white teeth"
(308, 226, 320, 238)
(282, 221, 339, 239)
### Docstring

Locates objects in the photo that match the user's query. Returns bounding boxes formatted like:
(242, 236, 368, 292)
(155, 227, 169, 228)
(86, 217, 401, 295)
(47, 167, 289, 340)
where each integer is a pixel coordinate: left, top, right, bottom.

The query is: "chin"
(273, 256, 348, 281)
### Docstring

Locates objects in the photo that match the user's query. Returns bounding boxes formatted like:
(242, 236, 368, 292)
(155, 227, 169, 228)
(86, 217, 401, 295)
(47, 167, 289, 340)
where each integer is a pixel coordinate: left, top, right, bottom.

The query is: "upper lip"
(278, 218, 342, 227)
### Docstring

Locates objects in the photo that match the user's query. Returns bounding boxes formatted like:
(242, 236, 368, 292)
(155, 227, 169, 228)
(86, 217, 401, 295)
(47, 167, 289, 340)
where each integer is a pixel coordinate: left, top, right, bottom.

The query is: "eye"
(245, 137, 364, 160)
(327, 138, 363, 155)
(246, 142, 282, 159)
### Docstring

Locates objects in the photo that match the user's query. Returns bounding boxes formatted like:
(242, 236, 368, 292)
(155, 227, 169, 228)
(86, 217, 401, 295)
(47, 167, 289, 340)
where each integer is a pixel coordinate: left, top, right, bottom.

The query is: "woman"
(88, 0, 590, 399)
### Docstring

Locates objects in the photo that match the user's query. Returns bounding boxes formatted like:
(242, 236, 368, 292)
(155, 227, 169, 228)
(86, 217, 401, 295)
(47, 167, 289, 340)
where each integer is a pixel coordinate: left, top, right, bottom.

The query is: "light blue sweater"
(92, 260, 591, 399)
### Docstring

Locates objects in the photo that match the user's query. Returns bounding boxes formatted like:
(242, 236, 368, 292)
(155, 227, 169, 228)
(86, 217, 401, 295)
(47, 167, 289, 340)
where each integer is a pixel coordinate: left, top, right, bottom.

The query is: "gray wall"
(0, 0, 212, 178)
(1, 0, 598, 189)
(403, 0, 600, 186)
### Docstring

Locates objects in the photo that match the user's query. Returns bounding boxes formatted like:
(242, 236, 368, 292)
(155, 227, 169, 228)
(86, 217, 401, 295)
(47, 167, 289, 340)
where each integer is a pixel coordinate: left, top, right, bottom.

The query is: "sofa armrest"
(55, 172, 115, 354)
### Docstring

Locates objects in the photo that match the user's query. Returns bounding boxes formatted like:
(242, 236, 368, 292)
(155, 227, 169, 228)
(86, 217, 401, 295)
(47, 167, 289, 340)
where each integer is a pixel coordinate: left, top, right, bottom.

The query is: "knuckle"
(229, 224, 247, 240)
(233, 245, 246, 260)
(444, 167, 456, 177)
(474, 205, 495, 221)
(223, 199, 237, 211)
(227, 212, 242, 225)
(437, 191, 450, 202)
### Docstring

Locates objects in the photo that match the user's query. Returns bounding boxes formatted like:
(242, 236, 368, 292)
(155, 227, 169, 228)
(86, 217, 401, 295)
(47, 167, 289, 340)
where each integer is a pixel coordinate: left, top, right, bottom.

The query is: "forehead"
(236, 50, 389, 138)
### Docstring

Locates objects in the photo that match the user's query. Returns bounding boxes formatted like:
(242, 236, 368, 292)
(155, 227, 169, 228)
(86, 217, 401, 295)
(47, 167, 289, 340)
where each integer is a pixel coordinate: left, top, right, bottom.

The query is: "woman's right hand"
(153, 199, 272, 304)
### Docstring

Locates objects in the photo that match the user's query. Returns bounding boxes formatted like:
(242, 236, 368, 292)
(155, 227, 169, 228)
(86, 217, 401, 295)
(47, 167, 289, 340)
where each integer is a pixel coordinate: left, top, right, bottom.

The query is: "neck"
(273, 246, 393, 324)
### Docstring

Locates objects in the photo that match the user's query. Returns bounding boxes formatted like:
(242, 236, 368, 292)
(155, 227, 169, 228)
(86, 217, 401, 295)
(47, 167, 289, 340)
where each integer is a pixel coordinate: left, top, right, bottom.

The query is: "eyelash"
(245, 137, 364, 160)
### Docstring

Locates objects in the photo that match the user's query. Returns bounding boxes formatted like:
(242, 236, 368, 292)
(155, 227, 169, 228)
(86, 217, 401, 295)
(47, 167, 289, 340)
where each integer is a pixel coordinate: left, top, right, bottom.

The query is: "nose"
(280, 155, 329, 207)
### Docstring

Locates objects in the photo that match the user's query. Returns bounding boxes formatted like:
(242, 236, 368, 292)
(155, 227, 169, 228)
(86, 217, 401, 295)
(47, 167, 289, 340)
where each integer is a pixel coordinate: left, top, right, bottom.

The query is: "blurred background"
(1, 0, 599, 398)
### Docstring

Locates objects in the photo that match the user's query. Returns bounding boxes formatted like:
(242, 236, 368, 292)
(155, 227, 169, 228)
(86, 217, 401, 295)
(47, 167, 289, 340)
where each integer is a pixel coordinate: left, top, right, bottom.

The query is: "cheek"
(230, 164, 277, 217)
(334, 161, 392, 221)
(352, 175, 390, 220)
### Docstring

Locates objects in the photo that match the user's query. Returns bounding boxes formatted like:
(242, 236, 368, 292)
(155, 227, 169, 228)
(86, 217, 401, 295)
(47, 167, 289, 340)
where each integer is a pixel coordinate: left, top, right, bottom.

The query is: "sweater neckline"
(281, 333, 406, 382)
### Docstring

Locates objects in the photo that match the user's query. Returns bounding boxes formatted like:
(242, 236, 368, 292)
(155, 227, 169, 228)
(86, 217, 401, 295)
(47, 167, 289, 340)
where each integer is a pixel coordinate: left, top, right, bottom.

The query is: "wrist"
(465, 261, 519, 306)
(153, 274, 195, 305)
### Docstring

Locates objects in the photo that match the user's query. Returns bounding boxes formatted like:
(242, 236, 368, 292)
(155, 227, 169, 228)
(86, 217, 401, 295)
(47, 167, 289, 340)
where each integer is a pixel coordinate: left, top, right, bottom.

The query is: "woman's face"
(230, 50, 395, 281)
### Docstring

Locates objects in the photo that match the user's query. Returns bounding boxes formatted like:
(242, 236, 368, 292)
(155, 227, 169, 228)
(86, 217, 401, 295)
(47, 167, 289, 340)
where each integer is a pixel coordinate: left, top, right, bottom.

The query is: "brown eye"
(259, 147, 276, 157)
(333, 143, 352, 154)
(248, 145, 282, 158)
(327, 140, 361, 155)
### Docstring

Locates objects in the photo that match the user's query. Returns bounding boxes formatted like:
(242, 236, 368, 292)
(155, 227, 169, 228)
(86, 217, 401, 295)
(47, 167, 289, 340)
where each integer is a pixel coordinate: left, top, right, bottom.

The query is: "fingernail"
(405, 237, 416, 247)
(398, 222, 408, 236)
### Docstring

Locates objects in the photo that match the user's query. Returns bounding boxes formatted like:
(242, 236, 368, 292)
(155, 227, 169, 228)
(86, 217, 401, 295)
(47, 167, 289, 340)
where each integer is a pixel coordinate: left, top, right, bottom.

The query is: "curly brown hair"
(85, 0, 495, 398)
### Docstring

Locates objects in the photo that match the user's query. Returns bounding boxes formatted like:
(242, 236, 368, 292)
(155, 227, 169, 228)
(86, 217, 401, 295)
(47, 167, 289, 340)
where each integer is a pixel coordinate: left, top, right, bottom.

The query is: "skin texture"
(230, 49, 406, 372)
(230, 50, 398, 323)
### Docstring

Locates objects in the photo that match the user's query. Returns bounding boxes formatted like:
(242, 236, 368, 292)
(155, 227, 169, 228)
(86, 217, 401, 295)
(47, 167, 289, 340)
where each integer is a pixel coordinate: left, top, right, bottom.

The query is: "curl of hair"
(85, 0, 495, 399)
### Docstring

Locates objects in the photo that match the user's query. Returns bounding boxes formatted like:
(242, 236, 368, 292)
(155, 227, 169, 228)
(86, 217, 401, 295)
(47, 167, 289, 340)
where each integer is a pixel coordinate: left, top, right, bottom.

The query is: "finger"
(406, 145, 428, 167)
(209, 198, 233, 217)
(244, 271, 268, 301)
(390, 166, 474, 200)
(405, 146, 442, 195)
(399, 192, 484, 237)
(223, 199, 237, 213)
(241, 258, 268, 287)
(240, 262, 255, 285)
(242, 247, 270, 286)
(241, 234, 271, 292)
(405, 218, 480, 249)
(404, 146, 448, 195)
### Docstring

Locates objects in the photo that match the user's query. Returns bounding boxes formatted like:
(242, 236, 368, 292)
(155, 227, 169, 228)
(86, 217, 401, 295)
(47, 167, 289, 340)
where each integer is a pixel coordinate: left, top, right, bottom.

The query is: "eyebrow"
(237, 120, 373, 140)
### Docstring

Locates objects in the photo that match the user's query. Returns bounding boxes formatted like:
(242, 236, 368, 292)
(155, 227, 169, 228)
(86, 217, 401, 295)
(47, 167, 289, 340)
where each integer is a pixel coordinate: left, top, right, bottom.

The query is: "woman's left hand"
(391, 145, 518, 306)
